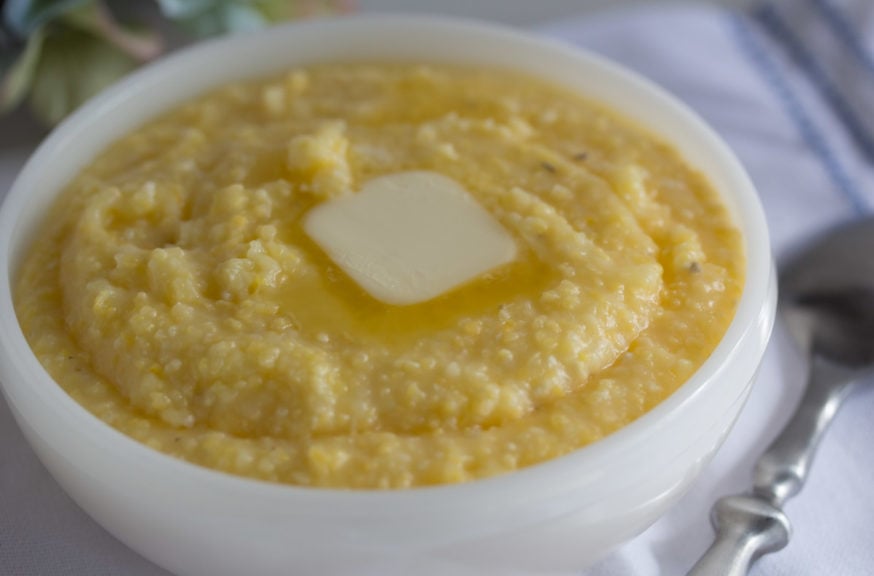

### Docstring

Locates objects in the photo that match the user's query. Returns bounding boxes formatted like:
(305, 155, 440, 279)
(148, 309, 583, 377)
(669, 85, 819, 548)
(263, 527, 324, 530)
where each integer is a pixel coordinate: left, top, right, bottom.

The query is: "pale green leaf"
(155, 0, 218, 20)
(156, 0, 351, 38)
(169, 2, 268, 38)
(29, 26, 135, 125)
(63, 3, 163, 61)
(255, 0, 351, 21)
(252, 0, 298, 22)
(0, 28, 45, 113)
(3, 0, 91, 37)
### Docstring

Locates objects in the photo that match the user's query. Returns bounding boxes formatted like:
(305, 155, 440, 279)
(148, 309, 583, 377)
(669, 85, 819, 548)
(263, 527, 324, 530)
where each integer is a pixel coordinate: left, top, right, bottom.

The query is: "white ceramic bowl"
(0, 15, 775, 576)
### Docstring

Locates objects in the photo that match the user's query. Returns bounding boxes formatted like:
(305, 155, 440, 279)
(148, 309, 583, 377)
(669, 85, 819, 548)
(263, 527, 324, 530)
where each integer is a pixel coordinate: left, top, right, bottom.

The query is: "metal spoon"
(687, 218, 874, 576)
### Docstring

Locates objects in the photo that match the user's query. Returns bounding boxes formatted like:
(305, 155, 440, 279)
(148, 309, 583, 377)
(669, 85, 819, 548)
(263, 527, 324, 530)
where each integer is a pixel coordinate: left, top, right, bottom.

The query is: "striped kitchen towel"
(544, 0, 874, 574)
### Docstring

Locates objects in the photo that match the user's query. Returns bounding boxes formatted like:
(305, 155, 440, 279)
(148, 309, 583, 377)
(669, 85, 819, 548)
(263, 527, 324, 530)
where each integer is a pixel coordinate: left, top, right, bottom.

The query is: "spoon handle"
(753, 355, 857, 505)
(686, 355, 858, 576)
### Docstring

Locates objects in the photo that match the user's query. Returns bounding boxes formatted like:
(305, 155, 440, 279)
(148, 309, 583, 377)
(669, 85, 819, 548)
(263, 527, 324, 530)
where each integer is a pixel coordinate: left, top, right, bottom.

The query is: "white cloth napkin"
(1, 2, 873, 575)
(543, 2, 874, 574)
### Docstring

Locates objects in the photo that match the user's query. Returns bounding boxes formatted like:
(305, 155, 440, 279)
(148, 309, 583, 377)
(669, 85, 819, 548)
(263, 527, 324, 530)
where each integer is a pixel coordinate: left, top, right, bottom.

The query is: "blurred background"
(357, 0, 751, 26)
(0, 0, 753, 152)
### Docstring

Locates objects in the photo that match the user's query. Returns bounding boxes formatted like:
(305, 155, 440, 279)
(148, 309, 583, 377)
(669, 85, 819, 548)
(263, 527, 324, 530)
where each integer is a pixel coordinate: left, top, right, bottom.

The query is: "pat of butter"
(303, 171, 517, 306)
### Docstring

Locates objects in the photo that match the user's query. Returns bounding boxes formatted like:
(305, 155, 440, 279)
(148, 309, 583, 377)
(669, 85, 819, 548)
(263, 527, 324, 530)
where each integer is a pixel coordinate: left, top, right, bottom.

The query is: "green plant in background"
(0, 0, 352, 126)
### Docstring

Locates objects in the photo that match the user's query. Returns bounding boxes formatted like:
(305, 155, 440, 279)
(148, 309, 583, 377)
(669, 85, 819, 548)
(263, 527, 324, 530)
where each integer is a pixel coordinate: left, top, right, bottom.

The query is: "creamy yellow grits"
(15, 64, 743, 488)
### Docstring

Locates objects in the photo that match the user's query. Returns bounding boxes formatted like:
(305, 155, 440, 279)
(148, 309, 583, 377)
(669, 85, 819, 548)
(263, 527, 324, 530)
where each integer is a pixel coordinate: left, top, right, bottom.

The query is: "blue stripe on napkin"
(810, 0, 874, 77)
(754, 4, 874, 165)
(727, 11, 868, 214)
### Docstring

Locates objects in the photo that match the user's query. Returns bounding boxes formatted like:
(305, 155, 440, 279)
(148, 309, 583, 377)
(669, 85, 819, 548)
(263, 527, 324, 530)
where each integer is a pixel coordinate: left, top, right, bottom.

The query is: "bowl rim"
(0, 14, 773, 508)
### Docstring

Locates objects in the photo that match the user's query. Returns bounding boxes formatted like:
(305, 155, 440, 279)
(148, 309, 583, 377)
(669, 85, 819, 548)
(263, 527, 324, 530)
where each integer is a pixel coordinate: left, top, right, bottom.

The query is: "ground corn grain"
(14, 64, 743, 488)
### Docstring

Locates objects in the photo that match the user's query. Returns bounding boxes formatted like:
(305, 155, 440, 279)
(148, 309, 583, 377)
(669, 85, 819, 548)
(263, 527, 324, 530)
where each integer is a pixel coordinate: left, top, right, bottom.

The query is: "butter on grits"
(14, 64, 744, 489)
(304, 170, 518, 306)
